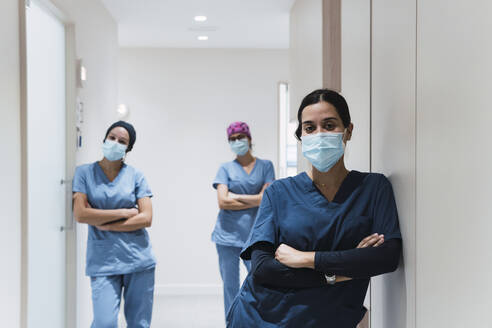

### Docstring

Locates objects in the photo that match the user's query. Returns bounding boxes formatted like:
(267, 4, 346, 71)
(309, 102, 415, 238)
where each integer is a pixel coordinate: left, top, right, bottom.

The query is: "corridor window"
(278, 82, 298, 178)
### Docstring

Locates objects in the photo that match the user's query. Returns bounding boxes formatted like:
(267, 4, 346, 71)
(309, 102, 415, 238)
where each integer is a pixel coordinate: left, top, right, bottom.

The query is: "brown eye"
(304, 126, 315, 133)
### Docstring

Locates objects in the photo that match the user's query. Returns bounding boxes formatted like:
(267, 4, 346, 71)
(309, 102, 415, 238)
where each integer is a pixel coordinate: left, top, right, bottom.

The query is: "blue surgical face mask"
(301, 131, 345, 172)
(102, 140, 127, 161)
(229, 139, 250, 156)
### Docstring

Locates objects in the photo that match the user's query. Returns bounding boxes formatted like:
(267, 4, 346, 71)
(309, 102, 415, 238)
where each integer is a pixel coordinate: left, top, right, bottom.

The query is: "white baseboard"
(155, 283, 222, 296)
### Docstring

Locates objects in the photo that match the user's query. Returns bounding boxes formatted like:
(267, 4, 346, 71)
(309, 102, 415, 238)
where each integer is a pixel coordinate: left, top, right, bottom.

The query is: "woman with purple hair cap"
(211, 121, 275, 319)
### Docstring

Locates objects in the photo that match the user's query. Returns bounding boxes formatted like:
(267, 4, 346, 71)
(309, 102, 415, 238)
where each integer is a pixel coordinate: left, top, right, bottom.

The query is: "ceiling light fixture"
(194, 15, 207, 22)
(197, 36, 208, 41)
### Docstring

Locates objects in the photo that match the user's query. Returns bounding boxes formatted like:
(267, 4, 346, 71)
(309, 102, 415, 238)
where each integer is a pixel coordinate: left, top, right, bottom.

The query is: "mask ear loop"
(123, 148, 128, 162)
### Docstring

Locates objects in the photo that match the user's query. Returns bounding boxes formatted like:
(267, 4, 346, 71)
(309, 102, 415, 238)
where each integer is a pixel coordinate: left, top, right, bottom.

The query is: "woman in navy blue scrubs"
(227, 89, 402, 328)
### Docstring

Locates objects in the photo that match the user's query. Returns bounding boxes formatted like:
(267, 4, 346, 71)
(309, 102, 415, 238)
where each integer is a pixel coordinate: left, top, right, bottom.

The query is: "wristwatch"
(325, 274, 336, 285)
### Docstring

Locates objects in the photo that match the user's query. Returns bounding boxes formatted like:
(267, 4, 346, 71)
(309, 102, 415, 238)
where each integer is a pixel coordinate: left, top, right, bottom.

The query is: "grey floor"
(119, 293, 369, 328)
(151, 295, 225, 328)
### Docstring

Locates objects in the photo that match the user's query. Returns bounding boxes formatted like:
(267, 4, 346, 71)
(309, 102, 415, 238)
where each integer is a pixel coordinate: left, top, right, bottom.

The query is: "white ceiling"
(101, 0, 296, 48)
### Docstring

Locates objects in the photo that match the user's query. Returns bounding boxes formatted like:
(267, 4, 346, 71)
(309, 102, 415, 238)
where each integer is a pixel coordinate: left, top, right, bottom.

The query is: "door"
(26, 1, 66, 326)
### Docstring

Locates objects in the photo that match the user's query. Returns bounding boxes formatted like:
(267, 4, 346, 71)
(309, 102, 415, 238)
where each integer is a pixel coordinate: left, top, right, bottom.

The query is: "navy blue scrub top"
(212, 158, 275, 248)
(73, 162, 156, 277)
(227, 171, 402, 328)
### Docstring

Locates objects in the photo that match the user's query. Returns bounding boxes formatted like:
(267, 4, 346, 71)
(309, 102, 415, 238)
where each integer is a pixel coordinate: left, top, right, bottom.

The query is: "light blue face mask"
(229, 139, 250, 156)
(301, 131, 345, 172)
(102, 140, 127, 161)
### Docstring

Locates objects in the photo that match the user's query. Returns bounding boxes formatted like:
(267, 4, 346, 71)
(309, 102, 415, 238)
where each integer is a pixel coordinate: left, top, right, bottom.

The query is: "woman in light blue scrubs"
(212, 121, 275, 318)
(73, 121, 156, 328)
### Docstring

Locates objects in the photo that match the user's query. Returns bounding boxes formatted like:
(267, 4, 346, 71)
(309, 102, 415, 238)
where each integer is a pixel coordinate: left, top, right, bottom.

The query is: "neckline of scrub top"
(234, 157, 258, 177)
(300, 170, 366, 205)
(95, 161, 128, 184)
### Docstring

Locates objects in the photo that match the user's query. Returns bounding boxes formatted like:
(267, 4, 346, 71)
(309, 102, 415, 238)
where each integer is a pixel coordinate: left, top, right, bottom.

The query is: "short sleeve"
(240, 187, 278, 260)
(72, 166, 87, 194)
(212, 165, 229, 189)
(264, 161, 275, 184)
(371, 176, 402, 241)
(135, 171, 153, 199)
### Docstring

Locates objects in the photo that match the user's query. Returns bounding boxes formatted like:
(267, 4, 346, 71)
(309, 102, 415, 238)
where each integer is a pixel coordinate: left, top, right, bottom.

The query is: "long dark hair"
(295, 89, 351, 140)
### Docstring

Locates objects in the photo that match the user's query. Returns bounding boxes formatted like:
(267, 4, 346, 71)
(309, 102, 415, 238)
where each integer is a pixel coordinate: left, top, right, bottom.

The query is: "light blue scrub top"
(212, 158, 275, 248)
(73, 162, 156, 277)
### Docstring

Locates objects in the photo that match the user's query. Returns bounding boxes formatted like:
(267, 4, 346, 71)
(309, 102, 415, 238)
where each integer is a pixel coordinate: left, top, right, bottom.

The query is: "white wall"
(340, 0, 372, 315)
(48, 0, 119, 327)
(368, 0, 492, 326)
(289, 0, 323, 123)
(0, 0, 21, 326)
(371, 1, 417, 327)
(416, 0, 492, 326)
(118, 48, 288, 293)
(341, 0, 371, 173)
(289, 0, 323, 173)
(0, 0, 117, 326)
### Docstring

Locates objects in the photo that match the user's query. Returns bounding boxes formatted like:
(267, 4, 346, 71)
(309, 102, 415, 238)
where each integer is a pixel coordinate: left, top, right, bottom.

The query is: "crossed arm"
(251, 234, 401, 288)
(72, 192, 152, 232)
(216, 183, 269, 210)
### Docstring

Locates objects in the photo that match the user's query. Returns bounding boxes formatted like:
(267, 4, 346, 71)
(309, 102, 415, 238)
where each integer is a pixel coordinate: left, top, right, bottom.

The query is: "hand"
(275, 244, 314, 269)
(357, 233, 384, 248)
(260, 183, 270, 194)
(124, 208, 139, 218)
(336, 276, 352, 283)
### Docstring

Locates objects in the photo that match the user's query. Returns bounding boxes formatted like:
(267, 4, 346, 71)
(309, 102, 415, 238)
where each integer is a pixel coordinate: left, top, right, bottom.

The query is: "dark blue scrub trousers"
(216, 244, 251, 318)
(90, 267, 155, 328)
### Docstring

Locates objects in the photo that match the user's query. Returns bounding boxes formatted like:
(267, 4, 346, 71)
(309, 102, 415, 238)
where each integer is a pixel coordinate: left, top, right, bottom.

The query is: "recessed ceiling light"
(197, 36, 208, 41)
(194, 15, 207, 22)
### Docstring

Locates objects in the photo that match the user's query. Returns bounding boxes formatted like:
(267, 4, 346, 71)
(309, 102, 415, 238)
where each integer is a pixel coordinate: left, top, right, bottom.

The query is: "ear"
(345, 123, 354, 142)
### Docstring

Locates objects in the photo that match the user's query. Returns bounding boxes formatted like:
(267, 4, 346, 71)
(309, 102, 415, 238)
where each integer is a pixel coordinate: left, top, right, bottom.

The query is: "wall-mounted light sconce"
(77, 59, 86, 88)
(117, 104, 130, 120)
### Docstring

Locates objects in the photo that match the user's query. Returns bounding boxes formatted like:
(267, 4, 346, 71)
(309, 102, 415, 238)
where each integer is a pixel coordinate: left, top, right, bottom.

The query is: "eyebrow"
(302, 117, 338, 124)
(109, 133, 129, 142)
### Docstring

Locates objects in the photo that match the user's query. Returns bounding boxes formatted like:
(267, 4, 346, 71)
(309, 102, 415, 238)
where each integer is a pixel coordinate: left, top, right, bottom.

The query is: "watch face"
(326, 275, 336, 284)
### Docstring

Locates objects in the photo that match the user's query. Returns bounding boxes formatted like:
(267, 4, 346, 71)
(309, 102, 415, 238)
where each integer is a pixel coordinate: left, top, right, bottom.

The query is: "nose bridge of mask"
(109, 140, 126, 150)
(302, 131, 343, 146)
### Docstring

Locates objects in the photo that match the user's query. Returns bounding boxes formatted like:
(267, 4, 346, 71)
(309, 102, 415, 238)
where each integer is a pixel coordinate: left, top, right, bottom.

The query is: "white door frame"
(19, 0, 77, 326)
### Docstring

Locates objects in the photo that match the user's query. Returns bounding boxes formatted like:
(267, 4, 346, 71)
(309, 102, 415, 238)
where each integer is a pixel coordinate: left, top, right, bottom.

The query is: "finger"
(365, 234, 383, 247)
(359, 234, 379, 248)
(373, 236, 385, 247)
(358, 233, 378, 248)
(357, 237, 369, 248)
